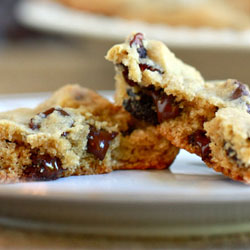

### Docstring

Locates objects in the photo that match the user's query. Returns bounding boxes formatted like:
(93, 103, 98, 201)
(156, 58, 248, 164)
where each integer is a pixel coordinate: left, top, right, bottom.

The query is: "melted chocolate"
(123, 89, 158, 124)
(150, 90, 181, 122)
(129, 33, 147, 58)
(23, 154, 63, 181)
(188, 130, 211, 161)
(123, 87, 181, 124)
(87, 126, 118, 161)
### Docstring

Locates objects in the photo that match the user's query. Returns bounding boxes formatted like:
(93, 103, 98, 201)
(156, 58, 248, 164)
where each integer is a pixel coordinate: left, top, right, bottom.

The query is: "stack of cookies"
(1, 32, 250, 183)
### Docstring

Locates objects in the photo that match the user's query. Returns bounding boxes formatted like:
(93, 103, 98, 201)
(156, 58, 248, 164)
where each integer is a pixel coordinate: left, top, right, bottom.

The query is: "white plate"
(1, 91, 250, 237)
(16, 0, 250, 49)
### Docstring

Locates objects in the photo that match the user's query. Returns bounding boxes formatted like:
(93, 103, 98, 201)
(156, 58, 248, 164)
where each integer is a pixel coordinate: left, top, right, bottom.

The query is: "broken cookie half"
(205, 108, 250, 182)
(0, 85, 179, 182)
(106, 32, 250, 183)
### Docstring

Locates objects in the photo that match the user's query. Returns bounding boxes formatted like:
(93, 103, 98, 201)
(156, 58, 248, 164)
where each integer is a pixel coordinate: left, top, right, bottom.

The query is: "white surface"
(1, 91, 250, 236)
(16, 0, 250, 49)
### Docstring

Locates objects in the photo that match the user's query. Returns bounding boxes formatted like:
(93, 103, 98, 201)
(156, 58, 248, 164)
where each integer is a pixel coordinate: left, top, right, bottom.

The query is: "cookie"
(205, 108, 250, 182)
(106, 32, 250, 182)
(57, 0, 250, 29)
(38, 85, 179, 171)
(0, 85, 179, 182)
(0, 106, 119, 182)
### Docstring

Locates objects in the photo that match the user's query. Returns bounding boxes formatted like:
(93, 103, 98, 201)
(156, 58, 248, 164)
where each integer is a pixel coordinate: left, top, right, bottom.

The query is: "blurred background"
(1, 0, 250, 93)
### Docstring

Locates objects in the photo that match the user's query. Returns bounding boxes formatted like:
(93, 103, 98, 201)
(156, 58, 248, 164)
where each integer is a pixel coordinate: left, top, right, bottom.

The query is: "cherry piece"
(122, 66, 138, 87)
(139, 64, 163, 74)
(87, 126, 118, 161)
(129, 33, 147, 58)
(23, 154, 63, 181)
(129, 33, 144, 47)
(188, 130, 211, 161)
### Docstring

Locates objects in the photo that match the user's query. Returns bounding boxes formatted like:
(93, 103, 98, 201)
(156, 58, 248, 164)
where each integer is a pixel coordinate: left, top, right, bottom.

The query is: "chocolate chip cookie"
(106, 32, 250, 182)
(38, 85, 179, 171)
(57, 0, 250, 29)
(0, 85, 178, 182)
(205, 108, 250, 182)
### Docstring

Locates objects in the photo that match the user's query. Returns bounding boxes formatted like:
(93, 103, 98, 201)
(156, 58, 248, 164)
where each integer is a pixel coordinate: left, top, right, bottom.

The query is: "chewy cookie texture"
(205, 108, 250, 182)
(39, 85, 179, 171)
(106, 32, 250, 183)
(0, 85, 179, 183)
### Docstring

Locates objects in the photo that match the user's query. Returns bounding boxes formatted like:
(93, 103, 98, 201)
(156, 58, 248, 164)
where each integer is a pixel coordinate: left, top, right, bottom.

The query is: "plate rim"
(16, 0, 250, 50)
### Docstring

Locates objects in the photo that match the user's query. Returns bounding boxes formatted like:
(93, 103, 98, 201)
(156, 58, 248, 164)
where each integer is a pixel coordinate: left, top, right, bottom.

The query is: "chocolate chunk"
(123, 89, 158, 124)
(225, 145, 250, 171)
(139, 64, 163, 74)
(225, 146, 238, 162)
(122, 66, 138, 87)
(224, 142, 246, 168)
(23, 154, 63, 181)
(231, 81, 249, 100)
(123, 87, 181, 124)
(150, 90, 181, 122)
(188, 130, 211, 161)
(230, 81, 250, 114)
(129, 33, 147, 58)
(87, 126, 118, 161)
